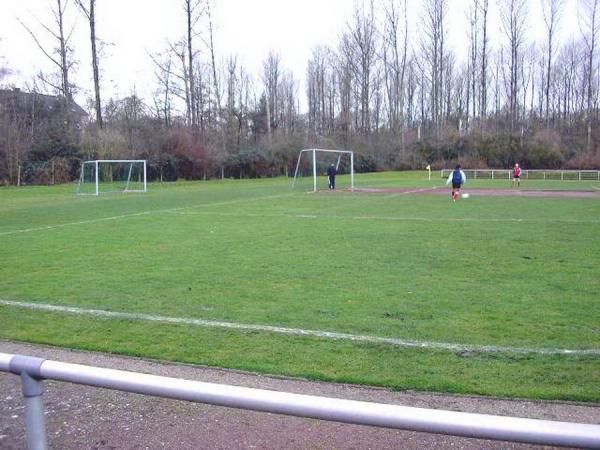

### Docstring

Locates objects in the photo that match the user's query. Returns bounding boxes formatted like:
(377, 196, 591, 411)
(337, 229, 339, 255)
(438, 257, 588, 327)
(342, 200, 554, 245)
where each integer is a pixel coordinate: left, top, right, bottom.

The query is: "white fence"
(441, 169, 600, 181)
(2, 353, 600, 449)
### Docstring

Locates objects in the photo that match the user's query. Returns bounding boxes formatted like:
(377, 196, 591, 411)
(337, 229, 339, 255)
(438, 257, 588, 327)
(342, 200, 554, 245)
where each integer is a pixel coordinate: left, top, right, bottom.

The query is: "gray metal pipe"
(24, 393, 47, 450)
(2, 353, 599, 448)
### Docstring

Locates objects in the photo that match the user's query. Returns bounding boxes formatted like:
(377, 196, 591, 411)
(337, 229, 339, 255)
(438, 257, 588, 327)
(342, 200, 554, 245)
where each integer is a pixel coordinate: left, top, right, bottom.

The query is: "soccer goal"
(292, 149, 354, 192)
(77, 160, 147, 195)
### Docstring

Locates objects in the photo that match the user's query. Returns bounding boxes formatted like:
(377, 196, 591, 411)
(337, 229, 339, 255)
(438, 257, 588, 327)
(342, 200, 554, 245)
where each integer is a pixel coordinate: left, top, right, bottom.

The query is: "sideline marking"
(1, 300, 598, 356)
(0, 193, 295, 237)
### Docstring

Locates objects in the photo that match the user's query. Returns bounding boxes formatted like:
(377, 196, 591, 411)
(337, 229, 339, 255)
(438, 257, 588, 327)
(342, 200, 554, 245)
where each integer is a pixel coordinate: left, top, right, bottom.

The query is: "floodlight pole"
(312, 149, 317, 192)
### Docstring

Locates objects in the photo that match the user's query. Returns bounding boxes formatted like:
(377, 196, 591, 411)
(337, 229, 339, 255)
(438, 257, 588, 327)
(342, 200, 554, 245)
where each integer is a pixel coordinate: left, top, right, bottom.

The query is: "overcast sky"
(0, 0, 582, 112)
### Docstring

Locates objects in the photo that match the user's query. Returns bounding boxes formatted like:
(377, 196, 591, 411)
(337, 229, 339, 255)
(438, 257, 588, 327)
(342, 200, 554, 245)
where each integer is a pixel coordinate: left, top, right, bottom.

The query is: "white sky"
(0, 0, 582, 113)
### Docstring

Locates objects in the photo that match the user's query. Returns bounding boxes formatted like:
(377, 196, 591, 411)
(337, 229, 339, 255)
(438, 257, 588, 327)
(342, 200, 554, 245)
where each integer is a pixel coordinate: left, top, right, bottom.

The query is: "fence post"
(22, 373, 48, 450)
(9, 356, 48, 450)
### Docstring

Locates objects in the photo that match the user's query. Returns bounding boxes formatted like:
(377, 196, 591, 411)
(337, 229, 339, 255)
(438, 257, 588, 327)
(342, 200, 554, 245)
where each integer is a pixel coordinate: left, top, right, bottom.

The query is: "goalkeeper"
(327, 163, 337, 190)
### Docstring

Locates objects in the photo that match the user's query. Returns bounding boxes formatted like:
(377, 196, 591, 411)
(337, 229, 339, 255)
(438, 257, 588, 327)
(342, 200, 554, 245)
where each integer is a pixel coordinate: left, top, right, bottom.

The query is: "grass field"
(1, 172, 599, 401)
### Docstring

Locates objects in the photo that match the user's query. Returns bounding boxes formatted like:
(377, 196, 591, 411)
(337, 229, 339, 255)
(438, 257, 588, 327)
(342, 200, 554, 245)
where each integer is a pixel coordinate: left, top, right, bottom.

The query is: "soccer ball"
(462, 193, 470, 199)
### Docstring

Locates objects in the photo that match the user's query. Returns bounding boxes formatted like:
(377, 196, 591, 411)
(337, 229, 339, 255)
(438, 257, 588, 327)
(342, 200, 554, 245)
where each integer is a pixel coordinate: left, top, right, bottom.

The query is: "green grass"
(1, 172, 599, 401)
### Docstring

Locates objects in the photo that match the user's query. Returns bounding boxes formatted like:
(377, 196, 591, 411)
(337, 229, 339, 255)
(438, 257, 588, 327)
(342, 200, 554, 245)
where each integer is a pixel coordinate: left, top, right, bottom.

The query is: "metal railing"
(440, 169, 600, 181)
(1, 352, 599, 450)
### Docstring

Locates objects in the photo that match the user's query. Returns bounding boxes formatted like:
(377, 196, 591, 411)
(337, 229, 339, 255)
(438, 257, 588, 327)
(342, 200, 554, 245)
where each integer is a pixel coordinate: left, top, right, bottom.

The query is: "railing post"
(22, 372, 48, 450)
(9, 356, 48, 450)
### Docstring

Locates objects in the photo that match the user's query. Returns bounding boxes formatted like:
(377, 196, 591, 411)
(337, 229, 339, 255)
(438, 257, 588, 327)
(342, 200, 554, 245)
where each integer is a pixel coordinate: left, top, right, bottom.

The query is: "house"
(0, 87, 88, 126)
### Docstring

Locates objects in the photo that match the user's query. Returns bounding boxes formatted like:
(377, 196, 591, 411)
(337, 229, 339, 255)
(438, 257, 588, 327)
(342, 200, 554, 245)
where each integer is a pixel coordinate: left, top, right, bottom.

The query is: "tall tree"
(498, 0, 528, 131)
(341, 0, 378, 136)
(382, 0, 409, 152)
(420, 0, 448, 139)
(541, 0, 564, 128)
(466, 0, 479, 131)
(76, 0, 103, 128)
(580, 0, 600, 150)
(184, 0, 203, 128)
(19, 0, 75, 104)
(262, 52, 281, 143)
(149, 50, 174, 129)
(480, 0, 490, 121)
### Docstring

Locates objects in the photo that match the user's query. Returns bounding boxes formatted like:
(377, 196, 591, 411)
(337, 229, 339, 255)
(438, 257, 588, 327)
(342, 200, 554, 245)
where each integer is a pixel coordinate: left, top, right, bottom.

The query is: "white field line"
(382, 187, 440, 198)
(168, 210, 600, 225)
(0, 193, 295, 237)
(1, 300, 598, 356)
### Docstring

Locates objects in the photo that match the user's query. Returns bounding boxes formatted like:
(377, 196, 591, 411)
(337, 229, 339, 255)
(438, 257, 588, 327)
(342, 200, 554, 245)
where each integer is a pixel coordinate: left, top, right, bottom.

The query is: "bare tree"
(466, 0, 479, 131)
(168, 39, 191, 125)
(382, 0, 409, 152)
(480, 0, 489, 121)
(19, 0, 76, 104)
(420, 0, 448, 140)
(205, 0, 222, 115)
(498, 0, 528, 131)
(579, 0, 600, 150)
(541, 0, 564, 128)
(76, 0, 103, 128)
(262, 52, 280, 143)
(184, 0, 203, 129)
(341, 0, 378, 136)
(149, 51, 174, 128)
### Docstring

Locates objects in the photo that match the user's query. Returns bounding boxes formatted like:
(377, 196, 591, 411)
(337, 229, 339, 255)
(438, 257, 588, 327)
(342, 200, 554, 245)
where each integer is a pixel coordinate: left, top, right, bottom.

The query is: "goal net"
(292, 149, 354, 192)
(77, 160, 147, 195)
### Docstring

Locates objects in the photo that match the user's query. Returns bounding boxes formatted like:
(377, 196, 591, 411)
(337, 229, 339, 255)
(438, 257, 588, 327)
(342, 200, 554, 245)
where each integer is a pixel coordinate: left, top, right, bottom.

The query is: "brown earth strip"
(1, 340, 599, 450)
(350, 187, 600, 198)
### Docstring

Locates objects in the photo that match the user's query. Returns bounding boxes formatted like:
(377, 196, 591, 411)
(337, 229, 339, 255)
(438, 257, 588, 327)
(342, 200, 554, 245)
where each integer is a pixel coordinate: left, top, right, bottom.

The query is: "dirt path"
(1, 341, 598, 450)
(351, 187, 600, 198)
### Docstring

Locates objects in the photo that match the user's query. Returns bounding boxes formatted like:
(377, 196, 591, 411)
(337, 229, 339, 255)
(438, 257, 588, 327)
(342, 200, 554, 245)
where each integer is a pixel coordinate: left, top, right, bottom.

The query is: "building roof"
(0, 88, 88, 119)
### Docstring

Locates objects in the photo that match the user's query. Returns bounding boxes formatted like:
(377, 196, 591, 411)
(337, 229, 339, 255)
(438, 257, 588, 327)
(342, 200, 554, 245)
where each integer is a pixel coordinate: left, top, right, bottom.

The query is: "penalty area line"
(0, 193, 295, 237)
(1, 300, 598, 356)
(166, 210, 600, 225)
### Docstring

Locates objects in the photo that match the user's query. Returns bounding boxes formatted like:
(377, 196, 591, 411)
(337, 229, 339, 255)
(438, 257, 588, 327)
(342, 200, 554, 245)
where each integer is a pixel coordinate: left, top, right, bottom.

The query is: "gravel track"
(1, 341, 599, 450)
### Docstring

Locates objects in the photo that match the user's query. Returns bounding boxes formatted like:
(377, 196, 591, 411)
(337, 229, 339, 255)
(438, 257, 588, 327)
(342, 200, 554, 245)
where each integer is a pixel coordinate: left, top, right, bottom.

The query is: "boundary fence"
(1, 353, 600, 449)
(440, 169, 600, 181)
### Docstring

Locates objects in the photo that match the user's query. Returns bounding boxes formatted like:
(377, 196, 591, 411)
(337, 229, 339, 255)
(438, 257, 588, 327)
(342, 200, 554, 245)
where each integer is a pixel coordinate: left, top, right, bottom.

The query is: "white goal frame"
(77, 159, 147, 196)
(292, 149, 354, 192)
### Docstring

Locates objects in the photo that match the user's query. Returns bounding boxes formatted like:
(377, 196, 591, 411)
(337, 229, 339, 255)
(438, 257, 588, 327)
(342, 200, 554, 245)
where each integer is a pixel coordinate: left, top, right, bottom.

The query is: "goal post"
(77, 160, 147, 196)
(292, 149, 354, 192)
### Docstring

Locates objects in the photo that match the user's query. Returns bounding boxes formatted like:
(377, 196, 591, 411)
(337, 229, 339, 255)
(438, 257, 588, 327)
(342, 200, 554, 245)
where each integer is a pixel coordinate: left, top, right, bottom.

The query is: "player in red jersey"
(512, 163, 521, 188)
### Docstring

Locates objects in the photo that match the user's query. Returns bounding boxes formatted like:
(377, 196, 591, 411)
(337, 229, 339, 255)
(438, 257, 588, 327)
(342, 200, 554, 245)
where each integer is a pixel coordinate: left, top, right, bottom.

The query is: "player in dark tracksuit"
(327, 164, 337, 190)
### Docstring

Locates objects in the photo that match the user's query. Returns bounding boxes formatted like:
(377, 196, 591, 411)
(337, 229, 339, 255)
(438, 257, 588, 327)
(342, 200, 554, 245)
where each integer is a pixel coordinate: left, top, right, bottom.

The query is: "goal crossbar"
(292, 149, 355, 192)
